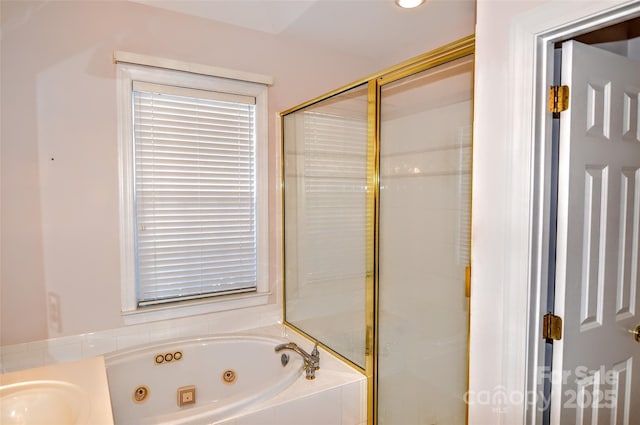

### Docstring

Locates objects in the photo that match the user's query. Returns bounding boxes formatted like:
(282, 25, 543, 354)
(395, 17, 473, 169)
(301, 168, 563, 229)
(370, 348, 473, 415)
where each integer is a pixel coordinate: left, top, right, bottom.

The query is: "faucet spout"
(275, 342, 320, 380)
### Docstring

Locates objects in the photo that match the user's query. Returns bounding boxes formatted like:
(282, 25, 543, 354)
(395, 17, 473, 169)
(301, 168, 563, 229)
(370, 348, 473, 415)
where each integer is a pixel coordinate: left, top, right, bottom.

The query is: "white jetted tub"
(105, 334, 303, 425)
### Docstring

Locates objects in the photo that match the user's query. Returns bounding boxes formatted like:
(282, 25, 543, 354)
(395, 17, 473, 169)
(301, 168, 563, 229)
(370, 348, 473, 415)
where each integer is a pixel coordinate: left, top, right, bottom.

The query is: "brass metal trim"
(132, 385, 149, 403)
(366, 79, 380, 425)
(378, 43, 474, 87)
(177, 385, 196, 407)
(222, 369, 237, 384)
(154, 351, 183, 364)
(465, 266, 472, 298)
(280, 108, 287, 326)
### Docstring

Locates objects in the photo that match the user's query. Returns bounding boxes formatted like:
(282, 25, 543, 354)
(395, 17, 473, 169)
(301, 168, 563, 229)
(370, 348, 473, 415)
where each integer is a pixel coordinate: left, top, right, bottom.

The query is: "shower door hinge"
(549, 85, 569, 114)
(542, 313, 563, 341)
(465, 266, 471, 298)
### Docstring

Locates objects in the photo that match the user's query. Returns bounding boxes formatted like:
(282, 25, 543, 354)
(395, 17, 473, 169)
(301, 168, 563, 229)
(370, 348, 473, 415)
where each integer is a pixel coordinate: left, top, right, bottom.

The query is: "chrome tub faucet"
(275, 342, 320, 380)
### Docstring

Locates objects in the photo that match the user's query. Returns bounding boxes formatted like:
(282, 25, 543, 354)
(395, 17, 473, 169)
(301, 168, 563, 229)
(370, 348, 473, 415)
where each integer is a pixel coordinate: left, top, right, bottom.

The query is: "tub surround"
(215, 326, 366, 425)
(0, 321, 366, 425)
(105, 334, 304, 424)
(105, 327, 366, 425)
(212, 361, 366, 425)
(0, 306, 280, 374)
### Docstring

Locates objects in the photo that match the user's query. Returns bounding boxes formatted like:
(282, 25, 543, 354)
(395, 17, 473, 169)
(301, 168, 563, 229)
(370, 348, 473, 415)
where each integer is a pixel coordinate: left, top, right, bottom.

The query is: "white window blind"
(302, 111, 368, 284)
(132, 81, 257, 306)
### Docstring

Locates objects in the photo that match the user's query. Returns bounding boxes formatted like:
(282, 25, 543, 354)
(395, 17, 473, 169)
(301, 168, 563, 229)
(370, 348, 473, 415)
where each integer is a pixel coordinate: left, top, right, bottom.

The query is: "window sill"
(121, 291, 271, 326)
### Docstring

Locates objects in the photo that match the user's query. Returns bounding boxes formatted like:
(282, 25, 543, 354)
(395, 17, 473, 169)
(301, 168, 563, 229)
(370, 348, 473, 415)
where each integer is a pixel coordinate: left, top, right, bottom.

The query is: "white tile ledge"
(0, 304, 280, 373)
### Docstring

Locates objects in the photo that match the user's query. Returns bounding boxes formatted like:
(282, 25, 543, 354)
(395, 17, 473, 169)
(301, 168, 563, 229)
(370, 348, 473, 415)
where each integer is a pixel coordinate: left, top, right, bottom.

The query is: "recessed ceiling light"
(395, 0, 425, 9)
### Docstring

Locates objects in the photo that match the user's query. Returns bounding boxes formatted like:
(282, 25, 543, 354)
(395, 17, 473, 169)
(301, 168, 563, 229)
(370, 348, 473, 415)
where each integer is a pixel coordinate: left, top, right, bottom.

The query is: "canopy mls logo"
(464, 365, 628, 412)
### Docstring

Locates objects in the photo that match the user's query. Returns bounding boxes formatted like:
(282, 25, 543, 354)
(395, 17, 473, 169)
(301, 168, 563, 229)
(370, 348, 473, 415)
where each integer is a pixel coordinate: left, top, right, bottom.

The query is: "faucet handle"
(310, 344, 320, 370)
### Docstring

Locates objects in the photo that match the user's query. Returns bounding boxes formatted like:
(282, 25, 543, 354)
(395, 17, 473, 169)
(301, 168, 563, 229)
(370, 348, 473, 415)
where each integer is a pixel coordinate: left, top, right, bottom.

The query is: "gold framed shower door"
(280, 34, 475, 425)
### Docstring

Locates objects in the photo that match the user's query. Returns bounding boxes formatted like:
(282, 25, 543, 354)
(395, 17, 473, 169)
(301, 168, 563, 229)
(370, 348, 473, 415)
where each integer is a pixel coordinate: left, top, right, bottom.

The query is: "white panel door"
(552, 40, 640, 424)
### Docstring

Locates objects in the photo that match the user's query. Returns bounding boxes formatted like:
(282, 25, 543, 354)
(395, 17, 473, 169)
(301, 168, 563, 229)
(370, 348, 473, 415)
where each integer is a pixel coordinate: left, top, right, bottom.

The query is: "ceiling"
(130, 0, 476, 65)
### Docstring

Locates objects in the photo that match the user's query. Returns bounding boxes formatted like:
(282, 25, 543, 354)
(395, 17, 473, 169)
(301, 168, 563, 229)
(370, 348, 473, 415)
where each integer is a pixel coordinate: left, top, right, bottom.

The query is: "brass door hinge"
(465, 266, 471, 298)
(549, 85, 569, 114)
(542, 313, 563, 341)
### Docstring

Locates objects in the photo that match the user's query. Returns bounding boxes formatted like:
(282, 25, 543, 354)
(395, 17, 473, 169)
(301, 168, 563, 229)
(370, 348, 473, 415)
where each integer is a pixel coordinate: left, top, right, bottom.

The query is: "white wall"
(470, 2, 545, 420)
(0, 0, 380, 345)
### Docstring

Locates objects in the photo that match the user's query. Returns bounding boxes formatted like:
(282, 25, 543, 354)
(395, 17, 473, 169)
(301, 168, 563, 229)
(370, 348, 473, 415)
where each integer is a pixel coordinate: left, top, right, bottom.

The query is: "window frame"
(117, 62, 270, 324)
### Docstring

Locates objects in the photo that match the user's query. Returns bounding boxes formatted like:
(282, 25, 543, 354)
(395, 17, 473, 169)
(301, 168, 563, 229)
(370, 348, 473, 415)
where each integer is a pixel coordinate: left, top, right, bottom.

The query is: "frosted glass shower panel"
(283, 85, 369, 368)
(378, 56, 473, 424)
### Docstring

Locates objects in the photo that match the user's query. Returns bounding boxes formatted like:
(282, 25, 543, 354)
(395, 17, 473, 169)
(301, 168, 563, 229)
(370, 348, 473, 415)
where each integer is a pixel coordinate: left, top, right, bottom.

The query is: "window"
(117, 58, 270, 323)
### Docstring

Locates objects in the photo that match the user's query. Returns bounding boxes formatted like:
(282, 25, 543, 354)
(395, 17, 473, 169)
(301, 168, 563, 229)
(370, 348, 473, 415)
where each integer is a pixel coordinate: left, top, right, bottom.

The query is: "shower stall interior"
(282, 36, 474, 424)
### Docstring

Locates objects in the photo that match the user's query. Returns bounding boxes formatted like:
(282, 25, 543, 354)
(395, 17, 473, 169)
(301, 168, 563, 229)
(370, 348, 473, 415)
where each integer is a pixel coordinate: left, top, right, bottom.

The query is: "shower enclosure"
(282, 36, 474, 424)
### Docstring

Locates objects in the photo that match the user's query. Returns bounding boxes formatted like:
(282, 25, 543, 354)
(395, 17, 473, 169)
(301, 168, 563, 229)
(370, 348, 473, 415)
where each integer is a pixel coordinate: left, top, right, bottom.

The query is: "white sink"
(0, 357, 113, 425)
(0, 380, 89, 425)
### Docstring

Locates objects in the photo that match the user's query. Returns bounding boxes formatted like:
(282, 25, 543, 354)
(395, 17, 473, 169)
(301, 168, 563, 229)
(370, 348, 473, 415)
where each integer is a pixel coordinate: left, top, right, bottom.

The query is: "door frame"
(503, 1, 640, 424)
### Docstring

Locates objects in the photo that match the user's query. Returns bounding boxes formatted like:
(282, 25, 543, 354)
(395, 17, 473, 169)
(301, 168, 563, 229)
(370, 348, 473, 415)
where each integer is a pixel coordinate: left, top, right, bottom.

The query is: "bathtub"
(104, 334, 303, 425)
